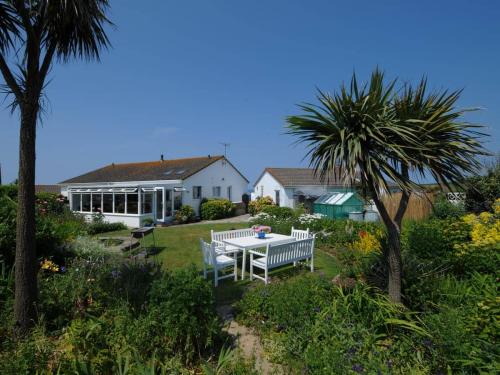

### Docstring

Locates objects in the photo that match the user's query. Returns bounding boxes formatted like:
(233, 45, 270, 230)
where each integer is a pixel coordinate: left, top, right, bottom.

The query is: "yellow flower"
(455, 208, 500, 254)
(462, 214, 477, 226)
(351, 230, 381, 254)
(478, 211, 493, 224)
(40, 259, 59, 272)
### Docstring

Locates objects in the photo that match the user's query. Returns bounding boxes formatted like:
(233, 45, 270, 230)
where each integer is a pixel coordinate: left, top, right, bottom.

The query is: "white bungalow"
(251, 167, 356, 210)
(59, 155, 249, 227)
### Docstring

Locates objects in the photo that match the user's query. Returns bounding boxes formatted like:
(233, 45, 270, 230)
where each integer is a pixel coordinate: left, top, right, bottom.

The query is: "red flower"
(359, 230, 367, 238)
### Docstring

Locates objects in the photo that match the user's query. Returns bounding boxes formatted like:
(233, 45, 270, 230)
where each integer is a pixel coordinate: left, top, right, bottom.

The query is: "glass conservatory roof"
(315, 192, 354, 205)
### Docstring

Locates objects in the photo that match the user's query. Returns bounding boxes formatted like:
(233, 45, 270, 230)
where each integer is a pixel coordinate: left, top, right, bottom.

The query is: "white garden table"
(222, 233, 296, 280)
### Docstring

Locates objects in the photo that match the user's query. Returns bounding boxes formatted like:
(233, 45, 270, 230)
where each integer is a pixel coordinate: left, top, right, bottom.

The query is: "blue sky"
(0, 0, 499, 185)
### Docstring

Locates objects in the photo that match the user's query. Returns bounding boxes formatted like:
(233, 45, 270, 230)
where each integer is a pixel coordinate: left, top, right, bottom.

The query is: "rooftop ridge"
(105, 155, 224, 168)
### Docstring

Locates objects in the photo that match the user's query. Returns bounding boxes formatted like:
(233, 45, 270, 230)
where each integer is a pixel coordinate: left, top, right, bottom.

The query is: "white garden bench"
(199, 239, 238, 287)
(249, 236, 316, 284)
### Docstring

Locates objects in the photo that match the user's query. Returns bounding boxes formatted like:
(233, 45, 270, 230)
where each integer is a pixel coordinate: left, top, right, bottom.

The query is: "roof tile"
(60, 156, 226, 184)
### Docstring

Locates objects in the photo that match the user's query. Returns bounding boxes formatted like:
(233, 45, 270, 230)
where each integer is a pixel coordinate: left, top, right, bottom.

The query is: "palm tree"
(286, 69, 486, 303)
(0, 0, 111, 333)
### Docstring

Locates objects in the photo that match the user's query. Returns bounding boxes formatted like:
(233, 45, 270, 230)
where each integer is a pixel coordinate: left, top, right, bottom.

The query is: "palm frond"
(286, 69, 489, 201)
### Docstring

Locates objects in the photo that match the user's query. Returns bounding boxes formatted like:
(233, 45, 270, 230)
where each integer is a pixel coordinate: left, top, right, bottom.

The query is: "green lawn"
(105, 223, 341, 305)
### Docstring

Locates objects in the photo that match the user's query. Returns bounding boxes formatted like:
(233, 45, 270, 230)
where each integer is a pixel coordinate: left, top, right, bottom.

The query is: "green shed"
(313, 192, 364, 219)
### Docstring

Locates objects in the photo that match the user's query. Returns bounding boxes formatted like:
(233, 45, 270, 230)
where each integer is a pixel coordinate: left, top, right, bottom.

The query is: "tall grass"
(382, 192, 434, 221)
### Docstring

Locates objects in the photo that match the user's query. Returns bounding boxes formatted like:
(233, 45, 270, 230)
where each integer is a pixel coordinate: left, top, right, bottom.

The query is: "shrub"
(0, 184, 18, 199)
(142, 217, 154, 226)
(175, 205, 196, 224)
(261, 205, 294, 219)
(0, 195, 87, 268)
(431, 193, 465, 219)
(452, 209, 500, 275)
(403, 204, 499, 277)
(200, 198, 235, 220)
(86, 213, 127, 234)
(410, 273, 499, 373)
(248, 196, 274, 215)
(0, 196, 16, 266)
(236, 275, 433, 373)
(464, 160, 500, 213)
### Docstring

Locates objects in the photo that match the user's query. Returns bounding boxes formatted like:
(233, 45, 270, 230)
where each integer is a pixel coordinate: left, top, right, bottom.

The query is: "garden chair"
(199, 239, 238, 287)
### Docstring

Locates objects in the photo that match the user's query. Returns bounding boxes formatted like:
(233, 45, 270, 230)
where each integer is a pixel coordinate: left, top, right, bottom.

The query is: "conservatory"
(60, 155, 249, 227)
(68, 184, 184, 227)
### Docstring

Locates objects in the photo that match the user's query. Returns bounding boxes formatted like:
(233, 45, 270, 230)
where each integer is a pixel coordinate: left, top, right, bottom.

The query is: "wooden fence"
(381, 192, 435, 221)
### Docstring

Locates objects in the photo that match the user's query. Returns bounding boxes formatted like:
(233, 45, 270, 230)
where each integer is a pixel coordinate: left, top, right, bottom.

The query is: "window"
(227, 186, 232, 201)
(174, 191, 182, 210)
(91, 193, 102, 213)
(193, 186, 202, 199)
(82, 193, 91, 212)
(71, 193, 81, 211)
(114, 194, 125, 213)
(212, 186, 221, 197)
(260, 186, 264, 197)
(275, 190, 280, 206)
(156, 190, 163, 220)
(126, 193, 138, 214)
(103, 194, 113, 213)
(141, 191, 153, 214)
(165, 190, 172, 216)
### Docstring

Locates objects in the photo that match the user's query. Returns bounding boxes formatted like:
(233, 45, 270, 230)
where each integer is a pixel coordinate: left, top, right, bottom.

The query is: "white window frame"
(227, 186, 232, 201)
(213, 186, 221, 197)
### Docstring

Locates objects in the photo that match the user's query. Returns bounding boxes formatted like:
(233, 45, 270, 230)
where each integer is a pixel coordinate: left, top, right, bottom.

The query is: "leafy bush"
(175, 205, 196, 224)
(1, 247, 225, 373)
(0, 184, 19, 199)
(200, 198, 235, 220)
(431, 193, 465, 219)
(142, 217, 154, 226)
(464, 160, 500, 213)
(236, 275, 433, 373)
(86, 213, 127, 234)
(248, 196, 274, 215)
(403, 204, 499, 277)
(0, 195, 87, 268)
(261, 205, 295, 219)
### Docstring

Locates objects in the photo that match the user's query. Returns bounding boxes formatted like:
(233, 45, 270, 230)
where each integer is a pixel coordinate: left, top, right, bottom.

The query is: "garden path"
(217, 305, 282, 375)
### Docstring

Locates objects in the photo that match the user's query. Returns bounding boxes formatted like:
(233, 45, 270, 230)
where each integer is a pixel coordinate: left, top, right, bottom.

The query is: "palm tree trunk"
(386, 224, 402, 303)
(371, 193, 403, 303)
(14, 106, 38, 333)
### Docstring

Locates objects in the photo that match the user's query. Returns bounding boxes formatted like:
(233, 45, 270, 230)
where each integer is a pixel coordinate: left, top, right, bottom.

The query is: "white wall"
(183, 158, 249, 215)
(252, 172, 351, 208)
(251, 172, 291, 207)
(81, 212, 152, 227)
